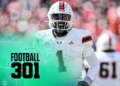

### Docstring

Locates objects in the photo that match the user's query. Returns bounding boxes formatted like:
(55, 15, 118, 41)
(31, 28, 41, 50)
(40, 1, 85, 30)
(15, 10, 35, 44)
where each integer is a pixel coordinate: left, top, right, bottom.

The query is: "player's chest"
(41, 39, 85, 59)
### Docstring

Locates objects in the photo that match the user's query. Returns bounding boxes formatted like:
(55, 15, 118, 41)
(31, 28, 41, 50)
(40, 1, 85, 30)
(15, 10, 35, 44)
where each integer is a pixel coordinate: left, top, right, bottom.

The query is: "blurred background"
(0, 0, 120, 52)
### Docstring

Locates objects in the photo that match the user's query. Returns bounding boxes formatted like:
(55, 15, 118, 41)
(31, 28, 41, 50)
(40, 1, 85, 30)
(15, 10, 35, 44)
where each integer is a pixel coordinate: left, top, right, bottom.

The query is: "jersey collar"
(50, 28, 76, 43)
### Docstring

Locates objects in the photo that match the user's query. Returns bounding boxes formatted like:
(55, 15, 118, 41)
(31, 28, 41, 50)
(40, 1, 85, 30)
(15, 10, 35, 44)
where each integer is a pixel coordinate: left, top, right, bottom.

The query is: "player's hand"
(77, 81, 89, 86)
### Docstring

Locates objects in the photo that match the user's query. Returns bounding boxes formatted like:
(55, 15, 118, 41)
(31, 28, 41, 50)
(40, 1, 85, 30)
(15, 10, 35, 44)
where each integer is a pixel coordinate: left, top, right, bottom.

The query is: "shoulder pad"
(75, 29, 93, 47)
(35, 30, 49, 38)
(33, 30, 49, 43)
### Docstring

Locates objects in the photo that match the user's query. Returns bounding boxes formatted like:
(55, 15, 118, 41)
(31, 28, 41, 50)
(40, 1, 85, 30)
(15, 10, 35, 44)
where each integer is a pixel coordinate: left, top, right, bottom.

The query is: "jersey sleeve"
(32, 31, 41, 47)
(32, 30, 48, 48)
(82, 30, 94, 57)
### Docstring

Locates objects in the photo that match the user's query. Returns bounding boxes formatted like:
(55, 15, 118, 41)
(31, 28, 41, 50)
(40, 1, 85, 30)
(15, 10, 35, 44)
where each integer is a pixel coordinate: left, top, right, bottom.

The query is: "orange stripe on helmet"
(108, 34, 112, 49)
(60, 1, 64, 10)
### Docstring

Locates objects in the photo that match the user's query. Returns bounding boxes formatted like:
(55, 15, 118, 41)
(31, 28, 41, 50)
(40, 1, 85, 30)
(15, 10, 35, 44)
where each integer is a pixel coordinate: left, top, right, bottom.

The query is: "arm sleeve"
(84, 52, 100, 80)
(81, 30, 100, 83)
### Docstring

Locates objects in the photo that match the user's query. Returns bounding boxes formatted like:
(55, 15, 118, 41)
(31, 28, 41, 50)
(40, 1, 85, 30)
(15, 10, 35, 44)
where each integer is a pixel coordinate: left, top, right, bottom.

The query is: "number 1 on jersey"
(56, 50, 66, 72)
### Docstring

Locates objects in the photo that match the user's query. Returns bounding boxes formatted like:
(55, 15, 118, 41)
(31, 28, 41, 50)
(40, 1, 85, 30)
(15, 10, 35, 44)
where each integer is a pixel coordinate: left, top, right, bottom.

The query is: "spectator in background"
(6, 0, 21, 13)
(115, 24, 120, 52)
(107, 6, 119, 34)
(0, 11, 9, 32)
(0, 0, 9, 12)
(81, 1, 97, 40)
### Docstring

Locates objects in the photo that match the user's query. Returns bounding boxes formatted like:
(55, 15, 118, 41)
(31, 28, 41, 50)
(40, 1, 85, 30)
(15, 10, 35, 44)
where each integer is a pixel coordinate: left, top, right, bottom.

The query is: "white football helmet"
(96, 32, 115, 51)
(47, 1, 74, 33)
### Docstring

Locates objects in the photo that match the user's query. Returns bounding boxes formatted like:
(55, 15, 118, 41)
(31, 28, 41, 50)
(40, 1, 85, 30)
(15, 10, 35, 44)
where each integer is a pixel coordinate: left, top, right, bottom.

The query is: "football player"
(92, 32, 120, 86)
(33, 1, 100, 86)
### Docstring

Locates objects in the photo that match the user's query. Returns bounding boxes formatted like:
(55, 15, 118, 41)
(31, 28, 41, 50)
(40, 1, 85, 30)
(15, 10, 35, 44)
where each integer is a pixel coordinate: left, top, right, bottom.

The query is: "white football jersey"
(33, 28, 94, 85)
(92, 52, 120, 86)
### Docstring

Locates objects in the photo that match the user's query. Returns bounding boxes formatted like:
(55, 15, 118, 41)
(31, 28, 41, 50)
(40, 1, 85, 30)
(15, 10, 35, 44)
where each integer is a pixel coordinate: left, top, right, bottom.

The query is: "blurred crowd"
(0, 0, 120, 51)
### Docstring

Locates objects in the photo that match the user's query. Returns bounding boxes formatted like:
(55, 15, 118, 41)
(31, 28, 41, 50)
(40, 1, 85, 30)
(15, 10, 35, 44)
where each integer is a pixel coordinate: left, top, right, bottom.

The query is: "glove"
(77, 81, 89, 86)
